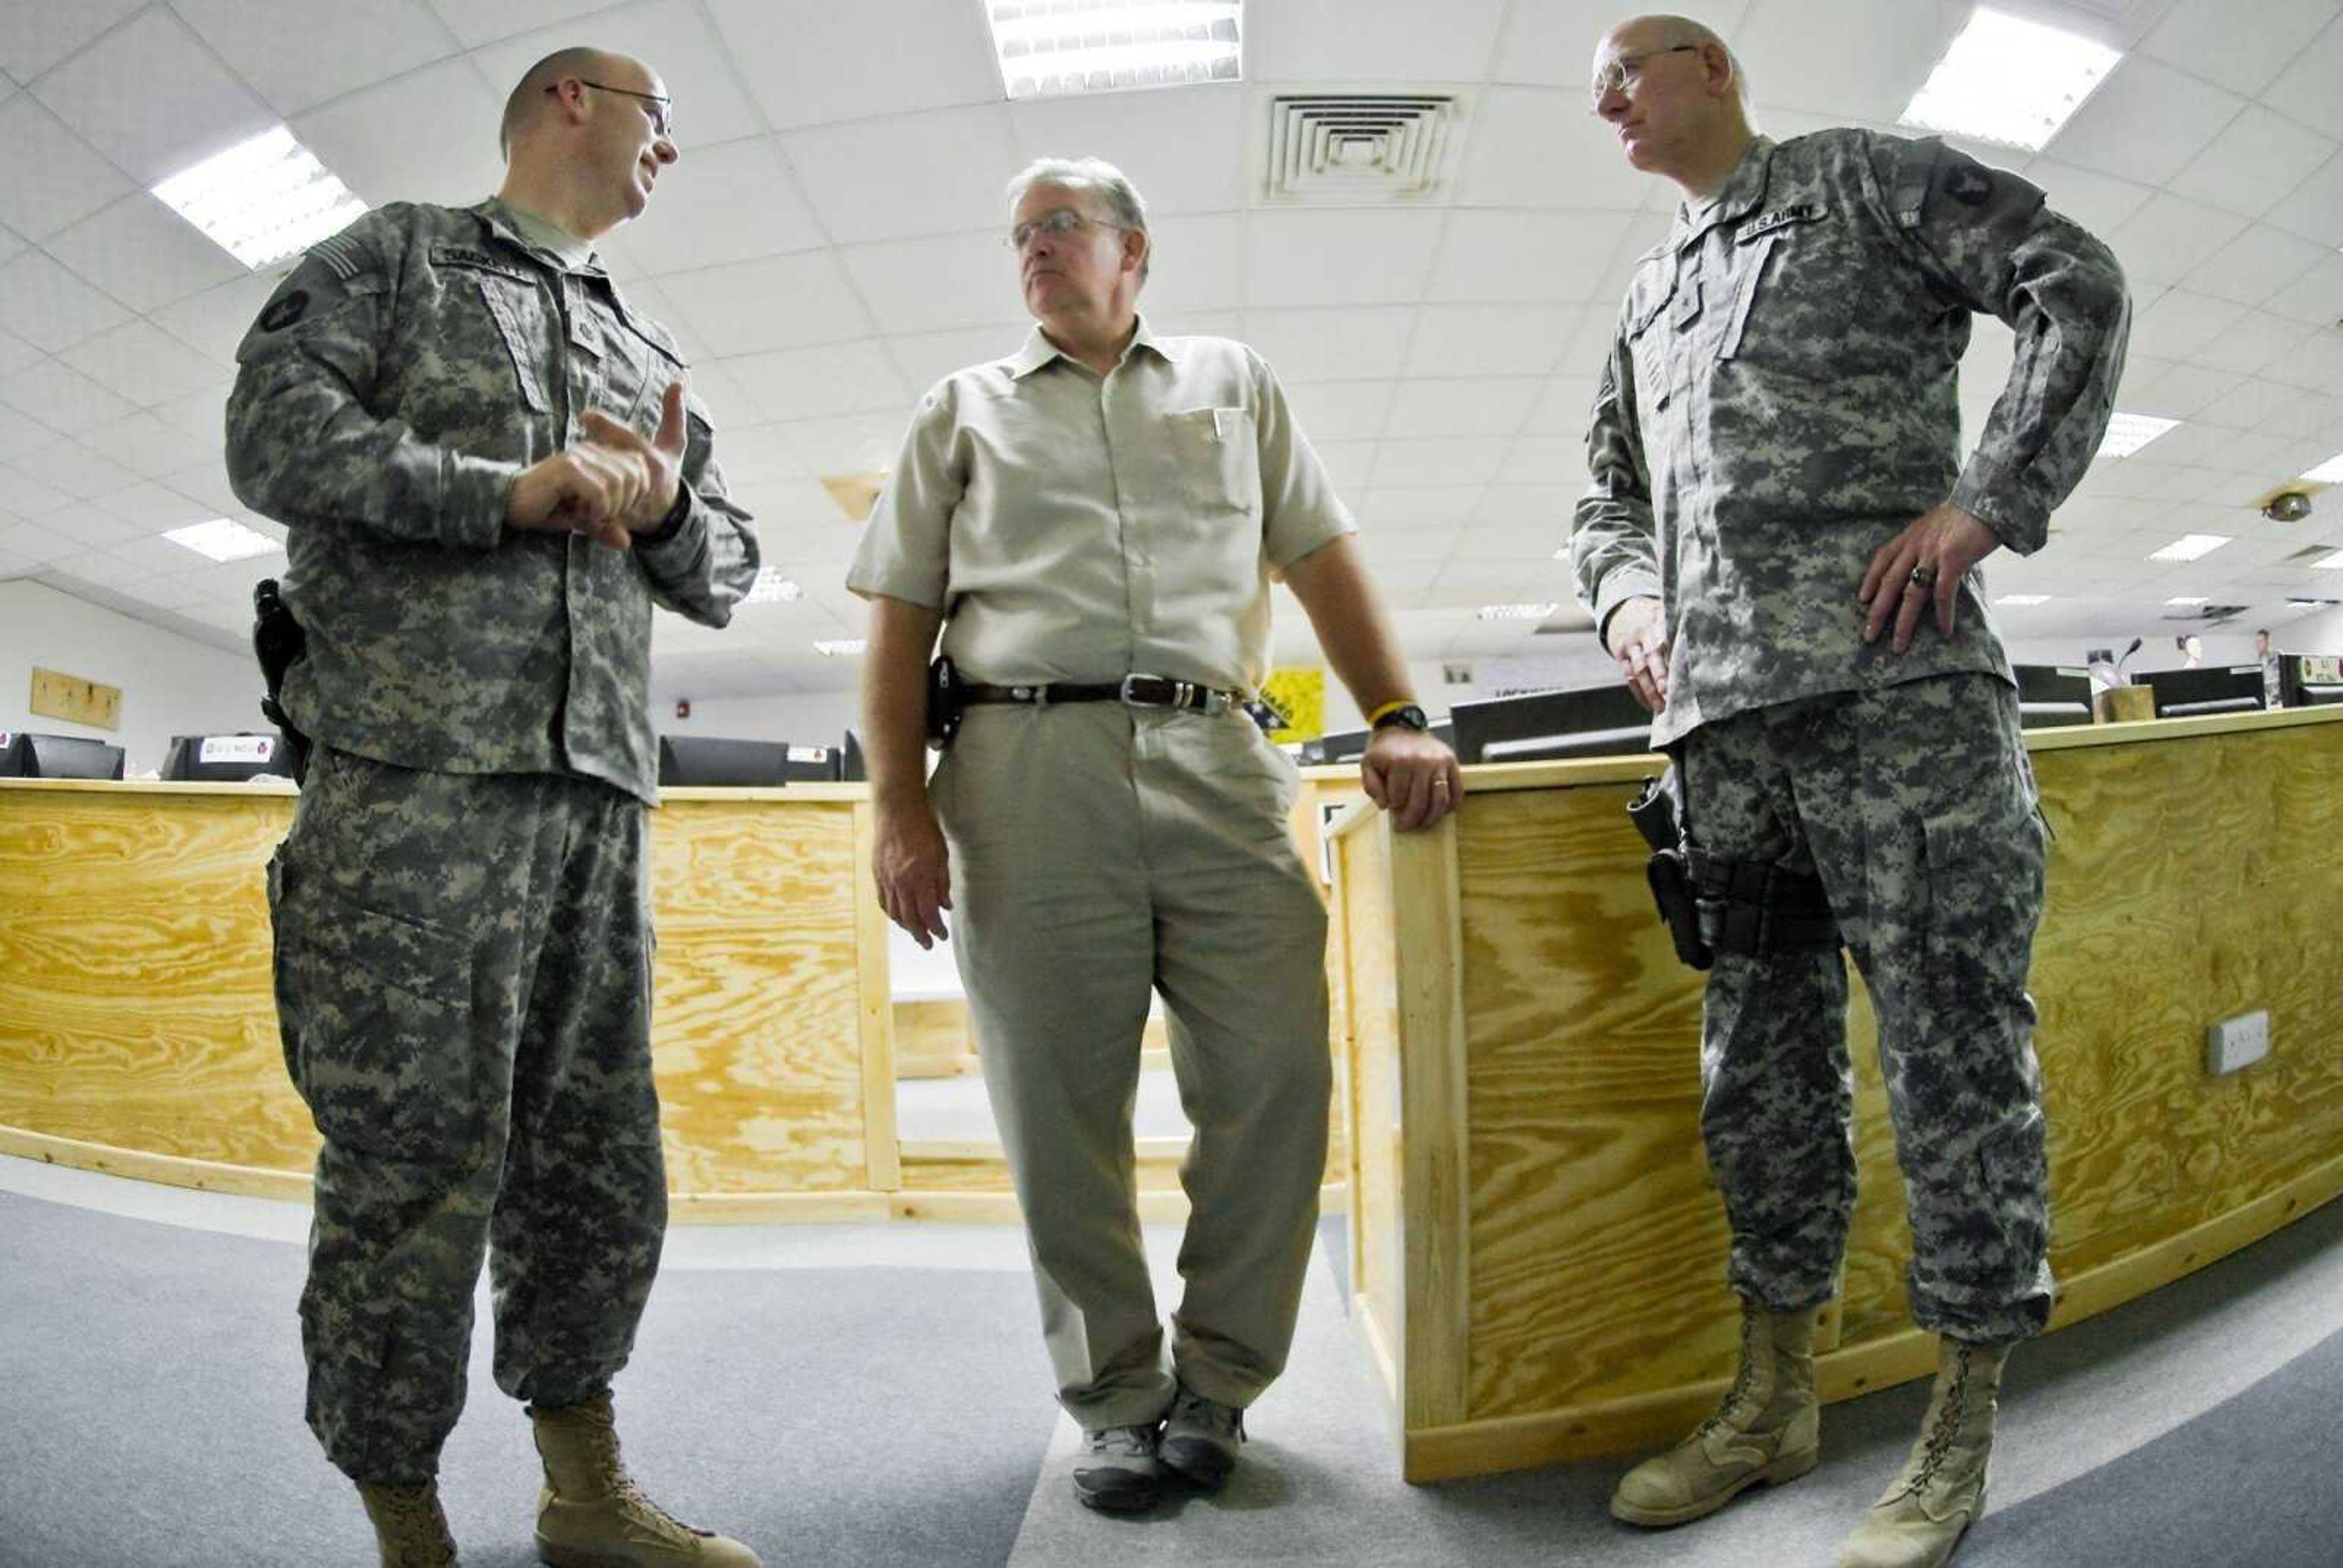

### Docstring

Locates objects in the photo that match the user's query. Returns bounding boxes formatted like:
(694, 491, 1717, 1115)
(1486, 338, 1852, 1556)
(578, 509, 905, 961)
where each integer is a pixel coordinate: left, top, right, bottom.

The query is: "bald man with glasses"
(228, 45, 759, 1568)
(1571, 15, 2128, 1568)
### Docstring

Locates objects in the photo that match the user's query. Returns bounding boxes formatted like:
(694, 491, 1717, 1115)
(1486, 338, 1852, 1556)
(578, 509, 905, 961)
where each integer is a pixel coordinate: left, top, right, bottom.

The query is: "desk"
(1329, 705, 2343, 1480)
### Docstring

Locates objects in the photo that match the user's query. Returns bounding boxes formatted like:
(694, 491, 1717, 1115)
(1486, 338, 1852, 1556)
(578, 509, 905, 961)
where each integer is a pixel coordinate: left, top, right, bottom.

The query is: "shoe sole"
(1159, 1439, 1236, 1491)
(1074, 1483, 1160, 1515)
(1609, 1444, 1821, 1529)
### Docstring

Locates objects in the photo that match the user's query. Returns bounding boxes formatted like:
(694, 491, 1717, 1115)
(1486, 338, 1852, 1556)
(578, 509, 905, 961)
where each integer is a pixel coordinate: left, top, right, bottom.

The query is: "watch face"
(1377, 703, 1430, 732)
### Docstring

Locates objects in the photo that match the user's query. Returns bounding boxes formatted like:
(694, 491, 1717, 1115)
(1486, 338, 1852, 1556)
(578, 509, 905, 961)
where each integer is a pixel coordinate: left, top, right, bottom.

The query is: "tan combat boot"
(1835, 1339, 2011, 1568)
(356, 1480, 458, 1567)
(1610, 1298, 1824, 1527)
(528, 1394, 761, 1567)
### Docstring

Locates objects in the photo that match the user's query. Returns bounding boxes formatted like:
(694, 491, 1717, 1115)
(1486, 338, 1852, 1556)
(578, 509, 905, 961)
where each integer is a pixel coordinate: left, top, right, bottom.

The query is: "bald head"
(501, 46, 633, 158)
(1593, 13, 1754, 195)
(1596, 14, 1749, 109)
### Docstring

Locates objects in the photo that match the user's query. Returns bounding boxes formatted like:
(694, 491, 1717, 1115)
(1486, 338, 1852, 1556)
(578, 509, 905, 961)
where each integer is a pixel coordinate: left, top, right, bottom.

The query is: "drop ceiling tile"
(781, 104, 1022, 246)
(2166, 106, 2338, 219)
(1009, 84, 1245, 217)
(1454, 87, 1650, 212)
(0, 93, 135, 240)
(77, 412, 220, 480)
(32, 8, 275, 185)
(2264, 16, 2343, 140)
(1243, 307, 1419, 381)
(0, 0, 143, 82)
(659, 250, 877, 354)
(2027, 159, 2156, 237)
(774, 410, 915, 477)
(0, 362, 137, 435)
(427, 0, 616, 48)
(1740, 0, 1965, 124)
(2044, 57, 2245, 188)
(1524, 373, 1600, 436)
(1386, 377, 1541, 438)
(60, 319, 228, 408)
(883, 326, 1028, 393)
(2195, 310, 2319, 380)
(173, 0, 455, 117)
(288, 57, 506, 210)
(41, 193, 246, 314)
(2106, 193, 2250, 290)
(0, 406, 54, 461)
(1427, 209, 1633, 304)
(721, 340, 910, 424)
(1369, 436, 1507, 489)
(1498, 434, 1586, 486)
(839, 231, 1024, 338)
(617, 135, 827, 274)
(148, 271, 280, 367)
(1142, 213, 1243, 315)
(1488, 0, 1749, 87)
(1247, 0, 1511, 83)
(707, 0, 1001, 131)
(1474, 484, 1576, 526)
(2271, 147, 2343, 249)
(1404, 304, 1581, 378)
(1353, 485, 1484, 530)
(2264, 250, 2343, 328)
(1246, 209, 1445, 309)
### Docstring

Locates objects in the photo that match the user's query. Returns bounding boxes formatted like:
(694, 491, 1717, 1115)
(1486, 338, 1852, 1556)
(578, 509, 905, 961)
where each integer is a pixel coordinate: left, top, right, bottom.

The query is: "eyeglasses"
(553, 79, 675, 142)
(1589, 43, 1702, 108)
(1004, 207, 1126, 251)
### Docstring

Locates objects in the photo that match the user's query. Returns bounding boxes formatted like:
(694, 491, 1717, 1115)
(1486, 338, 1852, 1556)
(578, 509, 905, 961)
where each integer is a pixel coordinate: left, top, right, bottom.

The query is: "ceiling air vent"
(1260, 92, 1466, 205)
(2285, 543, 2339, 562)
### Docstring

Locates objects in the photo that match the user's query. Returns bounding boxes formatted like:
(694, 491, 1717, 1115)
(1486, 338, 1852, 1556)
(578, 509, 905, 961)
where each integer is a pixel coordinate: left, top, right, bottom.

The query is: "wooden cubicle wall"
(0, 773, 1361, 1221)
(1333, 706, 2343, 1481)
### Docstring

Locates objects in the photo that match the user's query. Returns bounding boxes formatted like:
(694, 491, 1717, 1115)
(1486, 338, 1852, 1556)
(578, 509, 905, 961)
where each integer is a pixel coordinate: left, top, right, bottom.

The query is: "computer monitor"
(839, 730, 868, 783)
(2134, 664, 2268, 719)
(162, 732, 290, 782)
(2009, 664, 2095, 730)
(2277, 653, 2343, 708)
(0, 731, 126, 780)
(657, 736, 792, 787)
(1449, 683, 1656, 764)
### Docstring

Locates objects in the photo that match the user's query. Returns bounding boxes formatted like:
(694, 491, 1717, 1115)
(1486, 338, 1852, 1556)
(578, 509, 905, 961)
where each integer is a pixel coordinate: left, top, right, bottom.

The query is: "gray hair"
(1006, 156, 1151, 281)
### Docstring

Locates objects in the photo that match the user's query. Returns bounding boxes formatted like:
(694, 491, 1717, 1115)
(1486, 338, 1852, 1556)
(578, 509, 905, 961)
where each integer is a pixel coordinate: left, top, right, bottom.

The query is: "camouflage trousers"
(267, 747, 667, 1483)
(1677, 672, 2053, 1346)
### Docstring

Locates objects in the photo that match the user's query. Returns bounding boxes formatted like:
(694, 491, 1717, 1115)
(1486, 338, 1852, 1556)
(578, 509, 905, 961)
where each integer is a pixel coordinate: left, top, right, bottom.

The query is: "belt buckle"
(1120, 674, 1173, 708)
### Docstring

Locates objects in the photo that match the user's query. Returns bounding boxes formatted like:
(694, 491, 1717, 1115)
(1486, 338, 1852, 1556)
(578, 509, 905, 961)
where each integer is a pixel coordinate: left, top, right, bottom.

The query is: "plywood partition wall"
(0, 780, 901, 1218)
(1330, 707, 2343, 1483)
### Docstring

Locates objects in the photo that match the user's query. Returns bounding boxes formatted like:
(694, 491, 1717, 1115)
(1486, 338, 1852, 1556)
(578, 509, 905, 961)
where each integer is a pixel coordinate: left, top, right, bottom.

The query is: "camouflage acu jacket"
(226, 198, 760, 805)
(1572, 131, 2129, 747)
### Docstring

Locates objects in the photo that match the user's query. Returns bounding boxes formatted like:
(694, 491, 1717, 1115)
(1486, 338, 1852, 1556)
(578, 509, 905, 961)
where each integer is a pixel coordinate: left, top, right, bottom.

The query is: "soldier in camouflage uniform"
(226, 46, 761, 1568)
(1570, 17, 2128, 1568)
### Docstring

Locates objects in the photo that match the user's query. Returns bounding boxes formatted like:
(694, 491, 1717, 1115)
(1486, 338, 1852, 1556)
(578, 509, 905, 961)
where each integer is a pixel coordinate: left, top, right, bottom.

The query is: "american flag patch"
(308, 232, 363, 281)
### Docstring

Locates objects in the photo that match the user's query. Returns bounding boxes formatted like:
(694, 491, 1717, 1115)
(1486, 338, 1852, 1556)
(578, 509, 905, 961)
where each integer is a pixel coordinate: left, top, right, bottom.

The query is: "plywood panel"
(1333, 807, 1407, 1392)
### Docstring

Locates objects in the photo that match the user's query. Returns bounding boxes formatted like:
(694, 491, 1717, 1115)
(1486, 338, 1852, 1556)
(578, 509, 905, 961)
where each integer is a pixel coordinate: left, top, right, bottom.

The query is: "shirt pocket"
(597, 300, 691, 436)
(1628, 266, 1690, 417)
(1168, 406, 1260, 514)
(1714, 204, 1865, 378)
(431, 246, 552, 414)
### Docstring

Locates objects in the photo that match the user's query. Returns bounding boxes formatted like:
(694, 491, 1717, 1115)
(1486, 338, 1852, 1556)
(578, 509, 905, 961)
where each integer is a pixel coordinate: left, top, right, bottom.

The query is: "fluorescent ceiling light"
(152, 126, 368, 270)
(2097, 412, 2179, 458)
(2311, 550, 2343, 571)
(1476, 602, 1560, 620)
(1899, 6, 2122, 151)
(2164, 595, 2209, 605)
(164, 517, 279, 562)
(2300, 451, 2343, 483)
(813, 639, 868, 656)
(985, 1, 1242, 101)
(744, 570, 804, 605)
(2149, 534, 2230, 563)
(1995, 594, 2051, 606)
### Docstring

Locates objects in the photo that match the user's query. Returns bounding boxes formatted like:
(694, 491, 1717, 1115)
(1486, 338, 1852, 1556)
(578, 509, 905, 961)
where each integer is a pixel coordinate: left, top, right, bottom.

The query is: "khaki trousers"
(932, 701, 1331, 1428)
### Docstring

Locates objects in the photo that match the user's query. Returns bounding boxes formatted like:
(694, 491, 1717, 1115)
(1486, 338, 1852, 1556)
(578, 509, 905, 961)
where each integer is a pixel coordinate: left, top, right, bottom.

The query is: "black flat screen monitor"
(1449, 683, 1656, 765)
(657, 736, 791, 788)
(2009, 664, 2095, 730)
(162, 733, 290, 782)
(2134, 664, 2267, 719)
(838, 730, 868, 783)
(2278, 653, 2343, 708)
(1301, 727, 1372, 765)
(0, 731, 126, 780)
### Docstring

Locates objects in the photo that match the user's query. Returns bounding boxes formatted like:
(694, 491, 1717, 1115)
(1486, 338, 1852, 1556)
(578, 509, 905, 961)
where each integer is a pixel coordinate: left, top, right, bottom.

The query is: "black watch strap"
(642, 481, 694, 545)
(1371, 702, 1431, 733)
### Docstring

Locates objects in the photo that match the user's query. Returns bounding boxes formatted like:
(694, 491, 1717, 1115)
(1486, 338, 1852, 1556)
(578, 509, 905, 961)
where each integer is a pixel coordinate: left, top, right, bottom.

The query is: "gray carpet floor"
(3, 1160, 2340, 1567)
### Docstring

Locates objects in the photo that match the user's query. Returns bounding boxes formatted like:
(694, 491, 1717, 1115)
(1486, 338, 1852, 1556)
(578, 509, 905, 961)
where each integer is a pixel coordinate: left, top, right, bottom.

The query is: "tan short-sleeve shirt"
(846, 318, 1355, 693)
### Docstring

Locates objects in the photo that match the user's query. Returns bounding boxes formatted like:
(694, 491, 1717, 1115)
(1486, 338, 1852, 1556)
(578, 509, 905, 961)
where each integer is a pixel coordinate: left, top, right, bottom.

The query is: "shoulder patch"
(258, 289, 309, 332)
(1945, 165, 1994, 207)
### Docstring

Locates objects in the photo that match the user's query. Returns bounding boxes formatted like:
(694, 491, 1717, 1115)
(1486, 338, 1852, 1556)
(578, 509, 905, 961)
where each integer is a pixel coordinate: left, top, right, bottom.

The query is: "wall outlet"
(2206, 1010, 2271, 1076)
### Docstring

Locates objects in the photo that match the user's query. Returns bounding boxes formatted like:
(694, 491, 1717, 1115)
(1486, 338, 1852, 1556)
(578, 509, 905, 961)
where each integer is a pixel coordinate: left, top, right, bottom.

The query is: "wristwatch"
(1370, 702, 1431, 733)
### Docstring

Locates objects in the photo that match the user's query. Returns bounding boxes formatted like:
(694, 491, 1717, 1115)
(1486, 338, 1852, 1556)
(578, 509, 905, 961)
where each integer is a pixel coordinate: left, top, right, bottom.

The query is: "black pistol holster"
(1629, 771, 1840, 971)
(251, 579, 312, 785)
(925, 655, 964, 751)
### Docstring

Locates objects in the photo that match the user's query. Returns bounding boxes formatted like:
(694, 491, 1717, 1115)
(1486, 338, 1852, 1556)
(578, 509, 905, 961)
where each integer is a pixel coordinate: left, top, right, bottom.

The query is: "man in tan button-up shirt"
(848, 157, 1458, 1516)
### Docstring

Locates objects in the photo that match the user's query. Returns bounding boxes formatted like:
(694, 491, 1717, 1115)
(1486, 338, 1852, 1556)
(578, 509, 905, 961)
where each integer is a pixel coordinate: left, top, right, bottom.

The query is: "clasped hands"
(1607, 503, 2004, 711)
(505, 381, 689, 549)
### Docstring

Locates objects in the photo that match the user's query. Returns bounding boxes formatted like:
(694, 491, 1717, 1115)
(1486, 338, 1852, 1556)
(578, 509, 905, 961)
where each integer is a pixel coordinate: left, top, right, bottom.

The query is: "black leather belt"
(962, 674, 1242, 715)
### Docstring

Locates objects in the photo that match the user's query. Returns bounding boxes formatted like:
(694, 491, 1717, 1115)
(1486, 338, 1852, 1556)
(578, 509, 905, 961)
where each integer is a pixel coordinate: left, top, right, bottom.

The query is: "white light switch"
(2206, 1011, 2271, 1076)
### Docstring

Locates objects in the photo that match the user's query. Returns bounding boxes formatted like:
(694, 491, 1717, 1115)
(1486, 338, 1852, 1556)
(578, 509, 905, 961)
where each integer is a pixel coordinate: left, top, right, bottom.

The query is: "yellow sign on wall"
(1259, 667, 1325, 743)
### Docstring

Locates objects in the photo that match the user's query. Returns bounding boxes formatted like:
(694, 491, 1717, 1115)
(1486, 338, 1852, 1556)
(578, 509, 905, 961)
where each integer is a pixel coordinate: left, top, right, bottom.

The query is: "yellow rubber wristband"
(1366, 699, 1414, 727)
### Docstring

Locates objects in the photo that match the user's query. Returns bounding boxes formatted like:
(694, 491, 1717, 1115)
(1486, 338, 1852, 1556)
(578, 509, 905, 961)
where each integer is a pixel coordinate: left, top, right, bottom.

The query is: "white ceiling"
(3, 0, 2343, 702)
